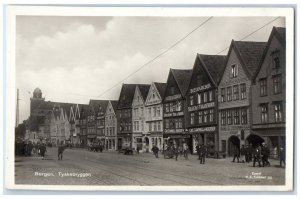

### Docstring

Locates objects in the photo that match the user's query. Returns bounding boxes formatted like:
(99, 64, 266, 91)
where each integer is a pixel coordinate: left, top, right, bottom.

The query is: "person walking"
(261, 143, 271, 167)
(58, 145, 65, 160)
(196, 143, 201, 160)
(199, 144, 207, 164)
(173, 144, 179, 161)
(253, 145, 262, 167)
(151, 145, 159, 158)
(183, 143, 189, 160)
(240, 145, 246, 163)
(39, 143, 47, 160)
(279, 147, 285, 167)
(232, 145, 240, 163)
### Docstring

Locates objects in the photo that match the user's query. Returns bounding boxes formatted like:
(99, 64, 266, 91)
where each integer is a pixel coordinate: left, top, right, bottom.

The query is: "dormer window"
(231, 64, 238, 78)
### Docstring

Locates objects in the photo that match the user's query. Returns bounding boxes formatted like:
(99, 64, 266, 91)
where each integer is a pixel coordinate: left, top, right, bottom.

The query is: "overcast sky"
(16, 16, 285, 122)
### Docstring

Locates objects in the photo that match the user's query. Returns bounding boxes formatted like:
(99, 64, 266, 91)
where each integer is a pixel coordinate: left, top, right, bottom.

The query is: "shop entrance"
(246, 134, 264, 148)
(228, 135, 240, 157)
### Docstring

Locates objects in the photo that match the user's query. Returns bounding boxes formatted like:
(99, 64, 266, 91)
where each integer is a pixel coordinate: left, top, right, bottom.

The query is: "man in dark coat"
(173, 145, 179, 161)
(58, 145, 65, 160)
(151, 145, 159, 158)
(199, 144, 207, 164)
(232, 145, 240, 163)
(253, 146, 262, 167)
(39, 143, 47, 160)
(261, 143, 271, 167)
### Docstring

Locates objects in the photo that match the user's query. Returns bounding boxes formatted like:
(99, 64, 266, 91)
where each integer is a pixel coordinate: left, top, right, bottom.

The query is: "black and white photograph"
(4, 6, 294, 191)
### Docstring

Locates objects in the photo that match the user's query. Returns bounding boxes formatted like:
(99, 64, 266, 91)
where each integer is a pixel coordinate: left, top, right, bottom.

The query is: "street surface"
(15, 147, 285, 186)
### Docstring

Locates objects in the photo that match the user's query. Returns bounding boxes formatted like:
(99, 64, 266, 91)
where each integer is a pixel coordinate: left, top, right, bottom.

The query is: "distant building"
(162, 69, 193, 150)
(105, 100, 118, 150)
(132, 84, 150, 152)
(145, 82, 166, 151)
(251, 27, 286, 158)
(69, 104, 84, 146)
(186, 54, 226, 153)
(218, 40, 266, 156)
(79, 105, 89, 146)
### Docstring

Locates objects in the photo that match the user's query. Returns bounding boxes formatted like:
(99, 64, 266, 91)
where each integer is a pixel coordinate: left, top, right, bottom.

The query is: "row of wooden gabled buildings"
(28, 26, 285, 157)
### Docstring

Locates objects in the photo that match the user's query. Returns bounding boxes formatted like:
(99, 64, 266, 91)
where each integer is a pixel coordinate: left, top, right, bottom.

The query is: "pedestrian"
(173, 145, 179, 161)
(232, 145, 240, 163)
(183, 143, 189, 160)
(58, 145, 65, 160)
(240, 145, 246, 163)
(151, 145, 159, 158)
(253, 146, 262, 167)
(261, 143, 271, 167)
(279, 147, 285, 167)
(178, 145, 183, 157)
(199, 144, 207, 164)
(196, 144, 200, 160)
(39, 143, 47, 160)
(136, 146, 140, 155)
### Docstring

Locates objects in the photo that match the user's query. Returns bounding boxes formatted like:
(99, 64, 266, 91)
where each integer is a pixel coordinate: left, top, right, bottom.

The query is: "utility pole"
(16, 88, 20, 127)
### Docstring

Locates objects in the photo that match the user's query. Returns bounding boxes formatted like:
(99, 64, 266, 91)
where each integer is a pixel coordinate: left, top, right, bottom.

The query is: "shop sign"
(164, 111, 184, 117)
(165, 94, 181, 101)
(164, 128, 184, 133)
(146, 100, 161, 106)
(188, 102, 215, 112)
(220, 125, 250, 132)
(190, 83, 211, 94)
(189, 126, 216, 133)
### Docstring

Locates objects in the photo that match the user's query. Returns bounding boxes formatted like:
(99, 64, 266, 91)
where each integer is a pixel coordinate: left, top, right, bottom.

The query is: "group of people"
(232, 143, 285, 167)
(15, 140, 47, 158)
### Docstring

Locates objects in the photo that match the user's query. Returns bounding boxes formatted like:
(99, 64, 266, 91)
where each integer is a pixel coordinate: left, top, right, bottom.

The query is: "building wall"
(105, 102, 117, 150)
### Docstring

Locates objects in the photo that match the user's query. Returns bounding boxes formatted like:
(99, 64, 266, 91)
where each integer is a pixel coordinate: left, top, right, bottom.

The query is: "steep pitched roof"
(137, 84, 150, 101)
(89, 100, 109, 114)
(110, 100, 118, 112)
(171, 69, 193, 96)
(154, 82, 167, 99)
(198, 54, 227, 85)
(233, 40, 267, 78)
(117, 84, 148, 109)
(275, 27, 286, 42)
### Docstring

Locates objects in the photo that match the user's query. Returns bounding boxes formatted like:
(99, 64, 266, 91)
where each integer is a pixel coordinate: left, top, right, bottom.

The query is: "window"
(273, 75, 282, 94)
(233, 108, 240, 125)
(260, 78, 267, 96)
(203, 92, 208, 103)
(170, 86, 175, 95)
(209, 109, 214, 122)
(231, 64, 238, 78)
(175, 118, 179, 128)
(177, 101, 182, 111)
(198, 111, 203, 124)
(165, 119, 169, 129)
(227, 110, 232, 125)
(197, 75, 202, 86)
(221, 88, 226, 102)
(148, 108, 151, 116)
(241, 107, 248, 124)
(165, 104, 169, 113)
(227, 87, 232, 101)
(153, 107, 156, 117)
(273, 57, 280, 69)
(158, 122, 161, 131)
(261, 104, 268, 123)
(274, 103, 283, 122)
(153, 122, 157, 131)
(170, 103, 174, 112)
(221, 110, 226, 125)
(233, 85, 239, 100)
(190, 95, 194, 106)
(240, 84, 247, 99)
(191, 113, 195, 125)
(157, 106, 160, 117)
(197, 93, 202, 104)
(209, 90, 213, 102)
(204, 110, 208, 123)
(178, 119, 183, 128)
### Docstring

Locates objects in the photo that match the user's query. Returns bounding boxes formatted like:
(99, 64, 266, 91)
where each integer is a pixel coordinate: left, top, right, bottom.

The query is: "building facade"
(186, 54, 226, 154)
(79, 105, 89, 146)
(132, 85, 150, 152)
(251, 27, 286, 158)
(145, 82, 166, 151)
(163, 69, 193, 150)
(218, 40, 266, 156)
(105, 100, 118, 150)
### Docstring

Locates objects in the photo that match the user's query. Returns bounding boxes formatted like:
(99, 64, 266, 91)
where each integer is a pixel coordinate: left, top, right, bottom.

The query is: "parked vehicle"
(118, 147, 134, 155)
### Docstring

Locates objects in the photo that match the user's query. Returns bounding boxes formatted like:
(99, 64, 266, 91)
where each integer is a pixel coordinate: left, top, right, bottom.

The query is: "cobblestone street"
(15, 147, 285, 186)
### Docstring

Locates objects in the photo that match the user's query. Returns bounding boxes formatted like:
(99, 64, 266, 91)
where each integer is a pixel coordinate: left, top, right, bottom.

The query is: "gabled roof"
(110, 100, 118, 112)
(198, 54, 227, 85)
(233, 40, 267, 78)
(137, 84, 150, 101)
(117, 84, 148, 109)
(154, 82, 167, 99)
(89, 100, 109, 114)
(252, 26, 286, 81)
(170, 69, 193, 96)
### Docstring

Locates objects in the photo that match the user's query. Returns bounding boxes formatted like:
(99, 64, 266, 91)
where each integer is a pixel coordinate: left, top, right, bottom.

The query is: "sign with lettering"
(188, 126, 216, 133)
(164, 129, 184, 133)
(188, 102, 215, 112)
(190, 83, 211, 94)
(220, 125, 250, 132)
(163, 111, 184, 117)
(165, 94, 182, 101)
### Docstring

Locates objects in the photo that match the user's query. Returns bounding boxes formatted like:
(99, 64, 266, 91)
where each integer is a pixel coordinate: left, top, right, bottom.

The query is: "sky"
(15, 16, 285, 123)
